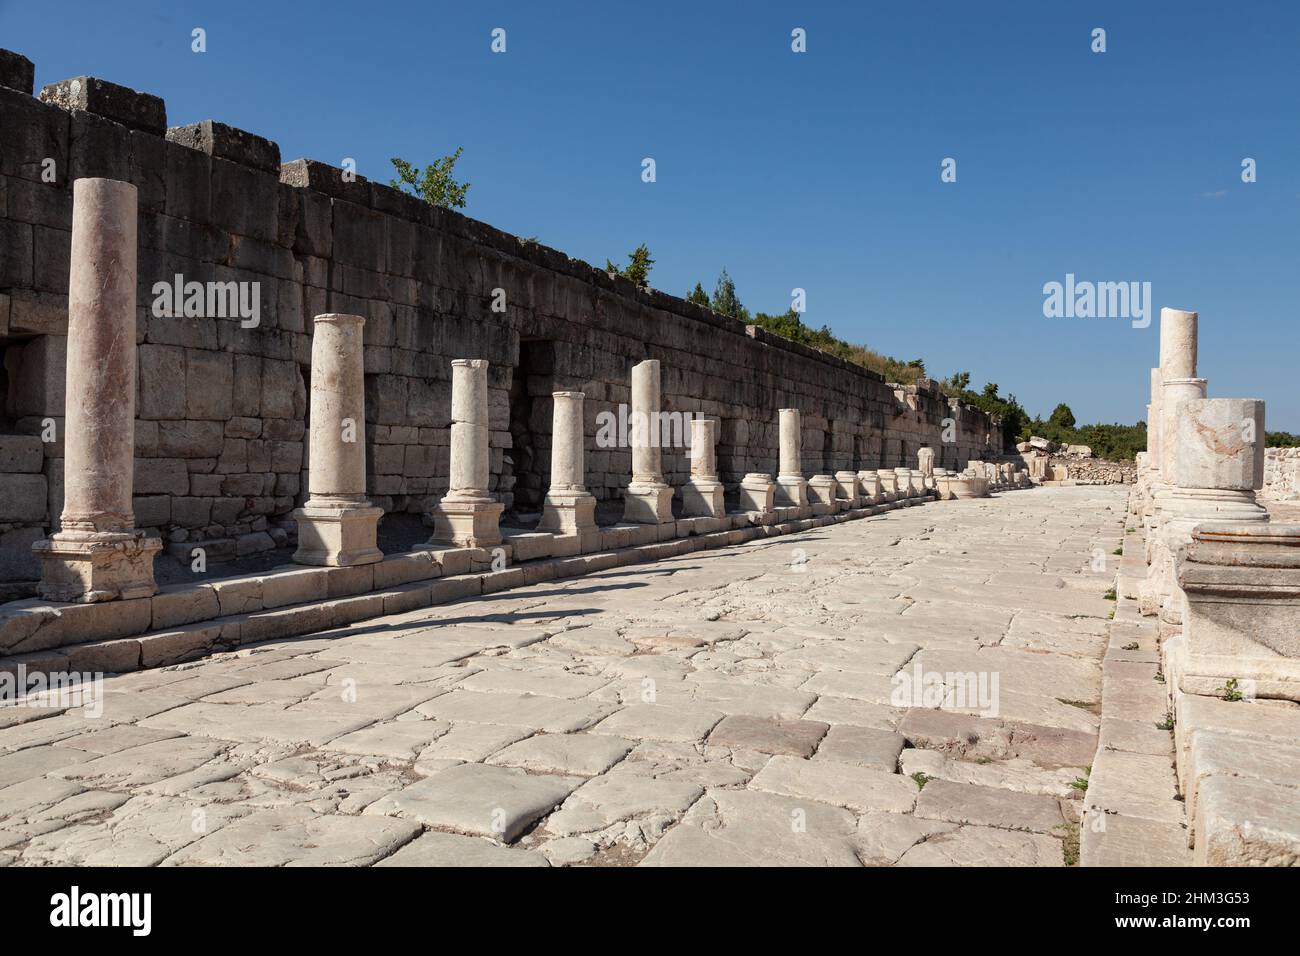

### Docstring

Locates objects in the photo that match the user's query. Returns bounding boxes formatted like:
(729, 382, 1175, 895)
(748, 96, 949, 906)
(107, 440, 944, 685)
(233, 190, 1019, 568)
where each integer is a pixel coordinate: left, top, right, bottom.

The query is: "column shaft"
(35, 177, 160, 602)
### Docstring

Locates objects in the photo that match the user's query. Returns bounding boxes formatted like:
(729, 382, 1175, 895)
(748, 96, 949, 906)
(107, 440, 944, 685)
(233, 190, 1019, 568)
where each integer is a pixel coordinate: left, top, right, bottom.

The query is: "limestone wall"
(0, 52, 998, 581)
(1262, 447, 1300, 500)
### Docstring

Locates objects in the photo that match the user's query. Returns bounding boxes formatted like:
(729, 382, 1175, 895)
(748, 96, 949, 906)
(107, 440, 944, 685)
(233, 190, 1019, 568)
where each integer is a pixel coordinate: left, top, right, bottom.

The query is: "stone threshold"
(0, 492, 954, 678)
(1080, 522, 1192, 866)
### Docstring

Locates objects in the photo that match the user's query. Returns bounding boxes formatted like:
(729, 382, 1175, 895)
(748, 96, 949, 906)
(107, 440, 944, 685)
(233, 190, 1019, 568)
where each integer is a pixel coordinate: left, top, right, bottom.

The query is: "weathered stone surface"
(377, 830, 549, 867)
(914, 778, 1065, 833)
(486, 732, 633, 776)
(707, 715, 829, 757)
(749, 755, 918, 813)
(641, 789, 862, 866)
(164, 806, 421, 866)
(365, 762, 581, 842)
(895, 825, 1064, 866)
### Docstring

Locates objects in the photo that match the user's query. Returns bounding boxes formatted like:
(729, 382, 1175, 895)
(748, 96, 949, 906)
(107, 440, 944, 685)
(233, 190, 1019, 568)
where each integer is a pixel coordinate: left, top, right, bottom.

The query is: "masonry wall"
(1262, 447, 1300, 501)
(0, 51, 998, 583)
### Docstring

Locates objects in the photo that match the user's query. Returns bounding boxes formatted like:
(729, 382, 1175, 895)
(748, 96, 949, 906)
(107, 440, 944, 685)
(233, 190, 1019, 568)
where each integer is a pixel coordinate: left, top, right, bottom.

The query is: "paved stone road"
(0, 486, 1130, 866)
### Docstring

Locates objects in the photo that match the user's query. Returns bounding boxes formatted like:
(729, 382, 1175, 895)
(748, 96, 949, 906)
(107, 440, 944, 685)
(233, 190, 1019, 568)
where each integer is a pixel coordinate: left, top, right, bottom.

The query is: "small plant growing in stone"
(1103, 587, 1117, 601)
(1156, 712, 1175, 730)
(605, 243, 654, 287)
(1122, 641, 1139, 651)
(1219, 677, 1244, 702)
(390, 148, 471, 209)
(1154, 668, 1165, 684)
(910, 772, 931, 790)
(1070, 772, 1089, 791)
(1111, 547, 1122, 555)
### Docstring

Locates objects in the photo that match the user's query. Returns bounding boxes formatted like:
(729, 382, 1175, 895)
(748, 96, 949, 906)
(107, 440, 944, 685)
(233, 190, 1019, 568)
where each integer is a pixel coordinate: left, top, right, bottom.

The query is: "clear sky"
(4, 0, 1297, 429)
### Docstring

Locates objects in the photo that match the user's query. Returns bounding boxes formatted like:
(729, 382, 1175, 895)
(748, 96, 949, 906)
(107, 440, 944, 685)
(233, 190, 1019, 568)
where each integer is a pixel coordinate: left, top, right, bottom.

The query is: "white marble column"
(35, 178, 160, 602)
(623, 359, 674, 523)
(680, 417, 725, 518)
(539, 391, 598, 536)
(429, 359, 504, 547)
(1155, 397, 1269, 630)
(294, 314, 383, 566)
(775, 408, 808, 507)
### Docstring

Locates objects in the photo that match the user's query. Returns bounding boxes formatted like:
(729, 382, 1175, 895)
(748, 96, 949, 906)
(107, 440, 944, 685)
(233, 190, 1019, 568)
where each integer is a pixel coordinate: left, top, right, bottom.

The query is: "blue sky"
(5, 0, 1297, 429)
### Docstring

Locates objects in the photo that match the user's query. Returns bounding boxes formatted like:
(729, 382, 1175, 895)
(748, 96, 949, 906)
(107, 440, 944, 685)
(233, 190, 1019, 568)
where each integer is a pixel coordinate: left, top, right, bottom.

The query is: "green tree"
(1049, 403, 1077, 429)
(390, 148, 471, 209)
(710, 268, 750, 321)
(687, 282, 710, 306)
(605, 244, 654, 287)
(946, 371, 971, 392)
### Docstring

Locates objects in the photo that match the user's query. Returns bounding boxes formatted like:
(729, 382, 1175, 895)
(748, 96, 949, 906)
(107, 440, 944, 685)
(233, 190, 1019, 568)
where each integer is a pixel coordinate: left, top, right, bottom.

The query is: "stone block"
(5, 334, 65, 418)
(166, 120, 280, 173)
(139, 622, 227, 669)
(151, 583, 219, 629)
(39, 76, 167, 134)
(137, 344, 187, 420)
(132, 494, 170, 527)
(157, 420, 224, 457)
(372, 550, 442, 588)
(0, 526, 44, 581)
(185, 349, 234, 420)
(209, 575, 262, 616)
(0, 473, 46, 522)
(0, 49, 35, 94)
(0, 434, 44, 473)
(259, 566, 327, 609)
(133, 458, 188, 495)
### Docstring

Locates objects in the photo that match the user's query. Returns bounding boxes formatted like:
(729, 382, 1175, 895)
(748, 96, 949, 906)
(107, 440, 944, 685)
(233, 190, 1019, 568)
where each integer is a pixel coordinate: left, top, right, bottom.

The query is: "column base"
(623, 482, 674, 524)
(807, 475, 837, 506)
(738, 474, 776, 513)
(428, 497, 505, 548)
(34, 530, 162, 604)
(680, 478, 726, 518)
(294, 502, 383, 567)
(539, 490, 598, 533)
(775, 476, 808, 507)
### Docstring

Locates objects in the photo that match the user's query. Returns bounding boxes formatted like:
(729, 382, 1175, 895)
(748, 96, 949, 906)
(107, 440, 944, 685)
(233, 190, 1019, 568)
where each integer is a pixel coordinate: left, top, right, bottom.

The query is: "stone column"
(34, 178, 160, 602)
(294, 314, 383, 566)
(1145, 308, 1199, 568)
(429, 359, 504, 547)
(539, 391, 597, 537)
(917, 447, 935, 478)
(1142, 374, 1209, 592)
(623, 359, 674, 523)
(1159, 307, 1198, 380)
(680, 417, 725, 518)
(1152, 397, 1269, 630)
(775, 408, 808, 507)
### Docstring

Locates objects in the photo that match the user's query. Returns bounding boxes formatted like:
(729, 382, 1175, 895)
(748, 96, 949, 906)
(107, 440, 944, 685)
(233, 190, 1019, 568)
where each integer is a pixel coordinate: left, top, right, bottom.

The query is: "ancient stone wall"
(1262, 446, 1299, 500)
(0, 53, 997, 582)
(1043, 457, 1137, 485)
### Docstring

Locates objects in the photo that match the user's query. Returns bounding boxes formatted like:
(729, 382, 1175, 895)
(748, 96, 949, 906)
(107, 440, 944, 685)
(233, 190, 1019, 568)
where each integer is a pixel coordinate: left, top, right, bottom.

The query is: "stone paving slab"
(0, 486, 1147, 866)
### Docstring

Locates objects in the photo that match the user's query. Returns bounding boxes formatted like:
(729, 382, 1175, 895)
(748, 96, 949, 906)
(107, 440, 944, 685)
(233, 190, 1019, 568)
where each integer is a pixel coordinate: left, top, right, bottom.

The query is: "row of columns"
(35, 177, 977, 601)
